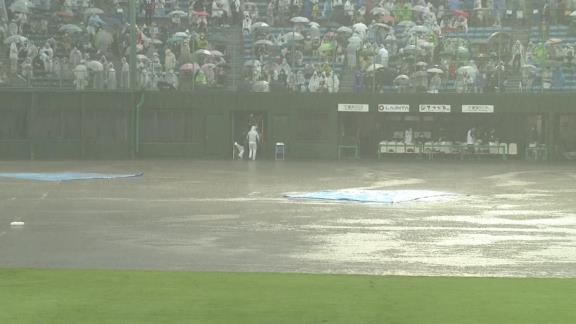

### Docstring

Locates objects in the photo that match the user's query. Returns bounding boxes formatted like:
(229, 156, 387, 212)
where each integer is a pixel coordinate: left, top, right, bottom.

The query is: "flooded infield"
(0, 160, 575, 278)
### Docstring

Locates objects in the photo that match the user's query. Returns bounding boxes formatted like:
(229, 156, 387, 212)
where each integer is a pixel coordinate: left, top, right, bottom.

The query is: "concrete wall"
(0, 90, 573, 160)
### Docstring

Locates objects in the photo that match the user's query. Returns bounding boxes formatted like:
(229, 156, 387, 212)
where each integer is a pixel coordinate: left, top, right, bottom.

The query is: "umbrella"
(168, 10, 188, 17)
(373, 23, 391, 29)
(416, 61, 428, 67)
(570, 10, 576, 17)
(353, 23, 367, 31)
(255, 39, 274, 46)
(522, 64, 538, 72)
(546, 38, 563, 45)
(86, 60, 104, 71)
(409, 25, 430, 34)
(9, 0, 33, 13)
(173, 32, 189, 38)
(73, 64, 87, 73)
(452, 9, 469, 18)
(281, 32, 304, 42)
(59, 24, 83, 33)
(88, 15, 106, 27)
(309, 21, 320, 28)
(137, 54, 150, 61)
(55, 10, 74, 18)
(85, 7, 104, 15)
(370, 7, 389, 16)
(365, 64, 384, 72)
(337, 26, 353, 34)
(244, 59, 261, 66)
(412, 5, 428, 12)
(152, 38, 163, 45)
(290, 16, 310, 23)
(394, 75, 410, 83)
(202, 63, 216, 69)
(194, 49, 212, 56)
(210, 50, 224, 57)
(252, 22, 270, 29)
(3, 35, 27, 44)
(456, 65, 475, 75)
(403, 44, 419, 55)
(427, 67, 444, 74)
(196, 11, 210, 17)
(167, 36, 186, 44)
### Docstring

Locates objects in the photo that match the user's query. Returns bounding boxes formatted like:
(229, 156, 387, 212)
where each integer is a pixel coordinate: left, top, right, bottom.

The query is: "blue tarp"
(284, 189, 456, 204)
(0, 172, 143, 182)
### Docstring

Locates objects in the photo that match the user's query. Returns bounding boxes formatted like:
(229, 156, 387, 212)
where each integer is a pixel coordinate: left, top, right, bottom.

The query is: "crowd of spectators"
(0, 0, 237, 89)
(3, 0, 576, 92)
(242, 0, 576, 93)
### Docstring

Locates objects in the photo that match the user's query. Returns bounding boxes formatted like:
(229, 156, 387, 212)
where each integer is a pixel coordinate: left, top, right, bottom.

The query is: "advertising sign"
(419, 104, 451, 113)
(338, 104, 369, 112)
(462, 105, 495, 113)
(377, 104, 410, 113)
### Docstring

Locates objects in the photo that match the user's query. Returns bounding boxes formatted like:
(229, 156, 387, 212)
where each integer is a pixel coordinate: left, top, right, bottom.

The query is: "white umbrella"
(353, 23, 368, 31)
(174, 32, 189, 37)
(255, 39, 274, 46)
(570, 10, 576, 17)
(394, 75, 410, 84)
(252, 80, 269, 92)
(73, 64, 87, 73)
(168, 10, 188, 17)
(59, 24, 83, 33)
(456, 65, 475, 75)
(337, 26, 353, 34)
(372, 23, 391, 29)
(3, 35, 27, 44)
(137, 54, 150, 61)
(84, 7, 104, 15)
(309, 21, 320, 28)
(202, 63, 216, 69)
(290, 16, 310, 23)
(252, 22, 270, 29)
(152, 38, 163, 45)
(427, 67, 444, 74)
(210, 50, 224, 57)
(194, 49, 212, 56)
(416, 61, 428, 67)
(86, 60, 104, 71)
(412, 5, 428, 12)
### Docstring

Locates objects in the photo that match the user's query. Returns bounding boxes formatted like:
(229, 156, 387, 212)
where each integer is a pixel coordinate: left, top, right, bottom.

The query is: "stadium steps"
(224, 27, 244, 91)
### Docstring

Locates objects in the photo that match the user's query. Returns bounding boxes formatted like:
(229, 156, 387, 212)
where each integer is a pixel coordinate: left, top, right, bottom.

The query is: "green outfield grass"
(0, 269, 575, 324)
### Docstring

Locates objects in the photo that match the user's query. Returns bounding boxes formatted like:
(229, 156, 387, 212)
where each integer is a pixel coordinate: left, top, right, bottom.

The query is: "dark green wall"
(0, 90, 573, 160)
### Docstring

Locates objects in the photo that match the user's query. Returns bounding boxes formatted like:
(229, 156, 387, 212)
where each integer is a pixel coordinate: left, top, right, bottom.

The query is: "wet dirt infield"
(1, 160, 575, 278)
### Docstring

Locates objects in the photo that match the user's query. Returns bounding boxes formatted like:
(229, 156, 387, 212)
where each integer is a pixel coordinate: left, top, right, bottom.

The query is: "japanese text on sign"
(338, 104, 369, 112)
(462, 105, 494, 113)
(419, 104, 451, 113)
(378, 104, 410, 113)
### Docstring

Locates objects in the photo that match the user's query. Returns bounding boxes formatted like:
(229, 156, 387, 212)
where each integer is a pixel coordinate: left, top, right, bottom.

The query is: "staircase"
(223, 27, 244, 91)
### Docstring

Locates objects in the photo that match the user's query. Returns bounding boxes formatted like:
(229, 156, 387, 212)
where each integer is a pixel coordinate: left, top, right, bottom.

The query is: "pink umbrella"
(180, 63, 199, 72)
(196, 11, 210, 17)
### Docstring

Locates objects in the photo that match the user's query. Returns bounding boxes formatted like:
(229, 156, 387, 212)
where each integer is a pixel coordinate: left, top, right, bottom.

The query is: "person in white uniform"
(246, 125, 260, 160)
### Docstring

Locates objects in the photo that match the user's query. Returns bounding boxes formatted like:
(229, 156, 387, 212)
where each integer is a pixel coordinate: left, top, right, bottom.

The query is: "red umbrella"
(196, 11, 210, 17)
(452, 9, 469, 18)
(180, 63, 199, 72)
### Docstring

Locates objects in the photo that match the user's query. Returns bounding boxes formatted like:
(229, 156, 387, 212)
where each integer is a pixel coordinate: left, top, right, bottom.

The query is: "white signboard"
(378, 104, 410, 113)
(419, 104, 451, 113)
(338, 104, 369, 112)
(462, 105, 494, 113)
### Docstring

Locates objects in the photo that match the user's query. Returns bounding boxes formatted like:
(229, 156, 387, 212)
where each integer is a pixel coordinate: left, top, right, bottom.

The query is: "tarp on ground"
(0, 172, 143, 182)
(284, 189, 456, 203)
